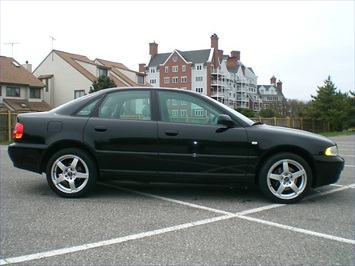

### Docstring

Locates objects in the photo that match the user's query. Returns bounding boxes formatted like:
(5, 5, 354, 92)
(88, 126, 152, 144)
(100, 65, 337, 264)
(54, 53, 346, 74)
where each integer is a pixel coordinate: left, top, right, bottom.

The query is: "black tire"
(258, 153, 312, 204)
(46, 148, 97, 198)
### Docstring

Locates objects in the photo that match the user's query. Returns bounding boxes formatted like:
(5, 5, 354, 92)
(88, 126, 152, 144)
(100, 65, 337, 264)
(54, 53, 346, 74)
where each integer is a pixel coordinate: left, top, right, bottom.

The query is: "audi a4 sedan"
(8, 87, 345, 203)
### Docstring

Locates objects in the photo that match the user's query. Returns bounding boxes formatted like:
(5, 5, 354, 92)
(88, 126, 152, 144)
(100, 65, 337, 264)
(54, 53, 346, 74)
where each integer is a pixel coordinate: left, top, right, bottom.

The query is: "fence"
(0, 111, 330, 143)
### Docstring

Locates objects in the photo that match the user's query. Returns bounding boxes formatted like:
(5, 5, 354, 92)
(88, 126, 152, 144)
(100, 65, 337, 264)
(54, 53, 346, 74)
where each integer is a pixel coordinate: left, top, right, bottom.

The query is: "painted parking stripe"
(1, 183, 354, 265)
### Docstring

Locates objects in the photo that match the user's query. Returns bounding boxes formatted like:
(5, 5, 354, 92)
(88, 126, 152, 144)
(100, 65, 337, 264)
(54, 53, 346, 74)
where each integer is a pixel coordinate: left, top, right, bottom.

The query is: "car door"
(157, 90, 250, 182)
(83, 90, 158, 177)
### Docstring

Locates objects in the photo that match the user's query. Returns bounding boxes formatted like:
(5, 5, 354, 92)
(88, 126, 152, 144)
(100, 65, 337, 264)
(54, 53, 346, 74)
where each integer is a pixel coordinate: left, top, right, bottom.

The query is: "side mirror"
(217, 114, 234, 127)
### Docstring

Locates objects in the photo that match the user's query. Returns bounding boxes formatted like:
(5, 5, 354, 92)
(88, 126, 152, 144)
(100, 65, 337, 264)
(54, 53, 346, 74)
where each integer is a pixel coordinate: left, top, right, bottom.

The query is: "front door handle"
(94, 126, 107, 132)
(165, 130, 179, 136)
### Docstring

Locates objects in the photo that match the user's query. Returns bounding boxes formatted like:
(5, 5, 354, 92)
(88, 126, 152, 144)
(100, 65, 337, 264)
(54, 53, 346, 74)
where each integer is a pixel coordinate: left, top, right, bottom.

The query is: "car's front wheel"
(259, 153, 312, 204)
(46, 148, 97, 198)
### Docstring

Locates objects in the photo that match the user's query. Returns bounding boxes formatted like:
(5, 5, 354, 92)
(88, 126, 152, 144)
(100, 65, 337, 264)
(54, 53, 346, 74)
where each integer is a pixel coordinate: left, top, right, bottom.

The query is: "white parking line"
(1, 183, 354, 265)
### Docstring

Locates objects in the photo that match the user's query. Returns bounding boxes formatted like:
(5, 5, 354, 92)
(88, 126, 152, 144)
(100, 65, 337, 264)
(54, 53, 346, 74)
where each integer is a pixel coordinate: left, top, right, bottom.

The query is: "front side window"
(158, 91, 221, 125)
(98, 90, 151, 120)
(172, 66, 178, 72)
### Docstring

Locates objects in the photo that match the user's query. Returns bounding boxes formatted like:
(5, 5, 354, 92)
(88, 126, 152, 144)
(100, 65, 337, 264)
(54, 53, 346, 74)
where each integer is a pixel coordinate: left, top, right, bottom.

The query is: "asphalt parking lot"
(0, 135, 354, 266)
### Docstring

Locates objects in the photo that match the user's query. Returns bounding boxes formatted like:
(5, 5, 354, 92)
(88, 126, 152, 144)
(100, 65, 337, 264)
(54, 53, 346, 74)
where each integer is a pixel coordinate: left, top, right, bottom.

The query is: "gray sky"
(1, 0, 354, 101)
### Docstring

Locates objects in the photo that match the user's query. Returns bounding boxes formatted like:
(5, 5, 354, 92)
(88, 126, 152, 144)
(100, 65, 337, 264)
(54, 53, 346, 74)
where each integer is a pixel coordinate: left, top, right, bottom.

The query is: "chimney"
(270, 75, 276, 85)
(22, 60, 32, 72)
(210, 33, 219, 69)
(149, 42, 158, 58)
(277, 80, 283, 92)
(230, 50, 240, 61)
(139, 63, 146, 73)
(227, 57, 238, 68)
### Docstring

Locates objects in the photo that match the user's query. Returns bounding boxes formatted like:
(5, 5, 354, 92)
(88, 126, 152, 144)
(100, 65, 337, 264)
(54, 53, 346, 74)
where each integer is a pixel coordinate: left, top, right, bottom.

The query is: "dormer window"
(98, 68, 108, 77)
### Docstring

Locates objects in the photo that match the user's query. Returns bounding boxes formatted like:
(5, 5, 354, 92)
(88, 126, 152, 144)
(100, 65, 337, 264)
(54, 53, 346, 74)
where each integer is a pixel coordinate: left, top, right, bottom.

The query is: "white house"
(33, 50, 149, 108)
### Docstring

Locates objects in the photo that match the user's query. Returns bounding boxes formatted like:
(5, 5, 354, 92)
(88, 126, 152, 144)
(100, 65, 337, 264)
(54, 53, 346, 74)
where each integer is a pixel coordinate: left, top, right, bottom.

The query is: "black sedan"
(8, 87, 344, 203)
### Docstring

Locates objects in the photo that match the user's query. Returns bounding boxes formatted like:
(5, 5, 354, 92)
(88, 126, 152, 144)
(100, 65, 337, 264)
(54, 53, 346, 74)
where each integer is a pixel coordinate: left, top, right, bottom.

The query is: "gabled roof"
(53, 50, 97, 81)
(148, 49, 212, 67)
(257, 85, 285, 97)
(96, 59, 150, 87)
(0, 56, 44, 87)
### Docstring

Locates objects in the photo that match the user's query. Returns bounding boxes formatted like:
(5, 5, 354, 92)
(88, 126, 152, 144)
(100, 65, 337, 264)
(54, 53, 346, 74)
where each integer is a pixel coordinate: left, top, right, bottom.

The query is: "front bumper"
(312, 155, 345, 187)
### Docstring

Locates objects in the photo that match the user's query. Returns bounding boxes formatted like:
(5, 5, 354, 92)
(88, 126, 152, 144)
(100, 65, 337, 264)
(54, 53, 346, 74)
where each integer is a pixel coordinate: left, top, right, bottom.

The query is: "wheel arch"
(255, 146, 317, 187)
(41, 141, 99, 174)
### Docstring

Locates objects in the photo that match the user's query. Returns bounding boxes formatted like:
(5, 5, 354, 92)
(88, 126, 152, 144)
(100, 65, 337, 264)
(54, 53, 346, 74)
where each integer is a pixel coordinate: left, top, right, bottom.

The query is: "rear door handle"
(94, 126, 107, 132)
(165, 130, 179, 136)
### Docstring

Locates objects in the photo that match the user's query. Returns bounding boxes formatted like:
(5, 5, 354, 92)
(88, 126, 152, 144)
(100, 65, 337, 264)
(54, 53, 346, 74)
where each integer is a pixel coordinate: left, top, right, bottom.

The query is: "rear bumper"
(8, 143, 47, 174)
(312, 155, 345, 187)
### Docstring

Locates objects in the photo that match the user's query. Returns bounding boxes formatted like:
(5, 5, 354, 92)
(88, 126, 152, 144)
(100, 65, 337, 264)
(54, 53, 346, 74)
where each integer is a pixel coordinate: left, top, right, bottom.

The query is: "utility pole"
(4, 42, 20, 57)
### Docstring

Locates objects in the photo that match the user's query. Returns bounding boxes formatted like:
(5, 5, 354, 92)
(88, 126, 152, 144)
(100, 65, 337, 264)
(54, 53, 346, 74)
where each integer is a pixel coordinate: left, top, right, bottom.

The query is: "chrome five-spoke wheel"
(259, 153, 312, 203)
(46, 148, 97, 198)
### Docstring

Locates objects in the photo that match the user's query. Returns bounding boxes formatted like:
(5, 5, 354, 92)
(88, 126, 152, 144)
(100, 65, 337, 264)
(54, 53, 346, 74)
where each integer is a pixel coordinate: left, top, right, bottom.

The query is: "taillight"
(13, 123, 24, 139)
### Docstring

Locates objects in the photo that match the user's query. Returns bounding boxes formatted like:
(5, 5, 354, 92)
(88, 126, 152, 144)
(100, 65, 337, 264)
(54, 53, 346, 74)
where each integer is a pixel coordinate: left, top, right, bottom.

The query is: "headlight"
(325, 145, 339, 156)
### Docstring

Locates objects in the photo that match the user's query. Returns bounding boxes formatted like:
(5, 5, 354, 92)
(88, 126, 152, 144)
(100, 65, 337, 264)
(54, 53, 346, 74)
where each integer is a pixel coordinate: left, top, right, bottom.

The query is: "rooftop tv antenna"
(4, 42, 20, 57)
(50, 36, 56, 60)
(49, 36, 56, 50)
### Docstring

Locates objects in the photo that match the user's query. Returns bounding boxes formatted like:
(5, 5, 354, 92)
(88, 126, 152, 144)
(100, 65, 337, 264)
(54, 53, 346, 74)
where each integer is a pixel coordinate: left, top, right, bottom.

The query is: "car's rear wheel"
(46, 148, 97, 198)
(259, 153, 312, 204)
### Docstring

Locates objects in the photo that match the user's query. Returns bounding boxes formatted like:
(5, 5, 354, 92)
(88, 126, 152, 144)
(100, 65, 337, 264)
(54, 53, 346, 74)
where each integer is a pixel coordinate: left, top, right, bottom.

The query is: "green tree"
(306, 76, 352, 131)
(259, 108, 280, 118)
(236, 108, 256, 118)
(89, 75, 116, 93)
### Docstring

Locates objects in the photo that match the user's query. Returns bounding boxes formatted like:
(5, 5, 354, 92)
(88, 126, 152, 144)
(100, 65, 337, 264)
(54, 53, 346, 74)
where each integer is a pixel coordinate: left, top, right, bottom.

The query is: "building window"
(172, 110, 179, 116)
(195, 88, 203, 93)
(98, 68, 108, 76)
(6, 87, 20, 97)
(30, 88, 41, 99)
(150, 79, 157, 84)
(181, 110, 187, 116)
(194, 109, 204, 116)
(195, 76, 203, 82)
(137, 75, 145, 84)
(196, 65, 202, 71)
(172, 99, 178, 105)
(164, 77, 170, 84)
(165, 66, 169, 73)
(172, 77, 178, 83)
(172, 66, 178, 72)
(181, 100, 187, 105)
(74, 90, 85, 99)
(182, 65, 186, 72)
(181, 76, 187, 83)
(150, 68, 156, 74)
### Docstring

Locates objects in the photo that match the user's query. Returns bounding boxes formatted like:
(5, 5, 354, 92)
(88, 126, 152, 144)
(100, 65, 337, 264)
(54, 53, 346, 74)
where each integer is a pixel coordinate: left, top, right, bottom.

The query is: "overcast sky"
(1, 0, 354, 101)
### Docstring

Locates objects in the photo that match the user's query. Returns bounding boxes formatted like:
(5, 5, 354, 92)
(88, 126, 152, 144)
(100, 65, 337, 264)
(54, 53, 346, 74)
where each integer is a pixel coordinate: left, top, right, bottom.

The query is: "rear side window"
(75, 99, 100, 116)
(98, 90, 151, 121)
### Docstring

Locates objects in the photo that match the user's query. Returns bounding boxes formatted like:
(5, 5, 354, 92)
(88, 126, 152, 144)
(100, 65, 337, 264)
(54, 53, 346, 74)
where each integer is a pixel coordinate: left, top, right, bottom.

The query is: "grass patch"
(320, 130, 355, 137)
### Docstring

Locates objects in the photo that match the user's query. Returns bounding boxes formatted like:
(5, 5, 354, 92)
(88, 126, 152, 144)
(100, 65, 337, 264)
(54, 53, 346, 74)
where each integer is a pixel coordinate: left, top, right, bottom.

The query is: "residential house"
(258, 76, 287, 116)
(0, 56, 50, 112)
(140, 34, 259, 111)
(33, 50, 149, 108)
